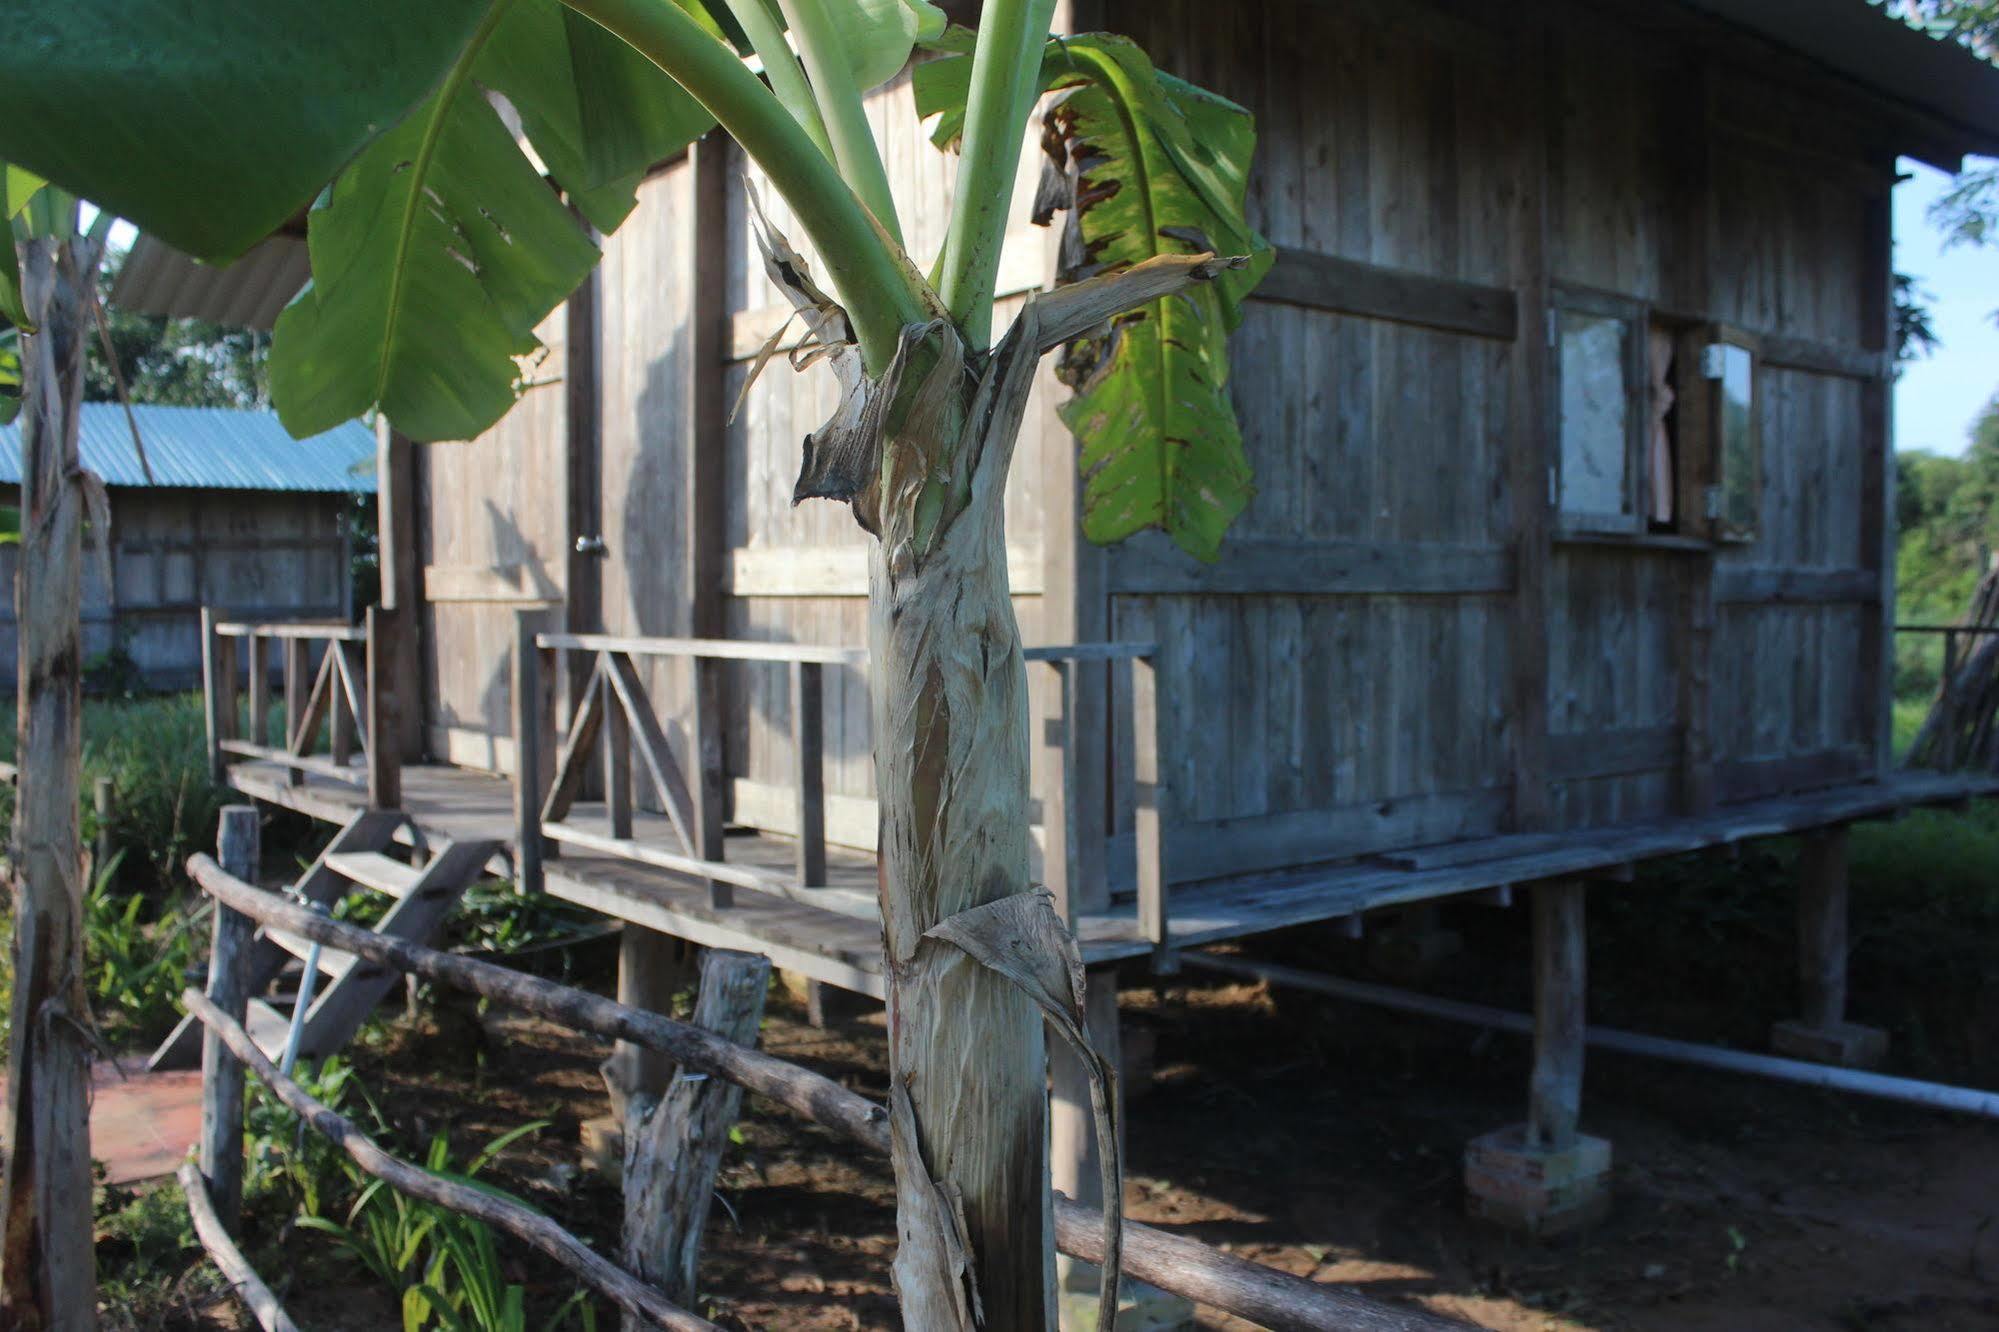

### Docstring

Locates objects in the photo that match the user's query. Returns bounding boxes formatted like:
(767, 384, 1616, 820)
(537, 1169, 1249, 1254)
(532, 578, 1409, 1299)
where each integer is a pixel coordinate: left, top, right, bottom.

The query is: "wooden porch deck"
(230, 758, 1999, 999)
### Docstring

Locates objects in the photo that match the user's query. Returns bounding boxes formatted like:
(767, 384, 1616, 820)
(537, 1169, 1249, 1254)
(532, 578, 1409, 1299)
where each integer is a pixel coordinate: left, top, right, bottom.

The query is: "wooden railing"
(203, 605, 401, 809)
(512, 614, 1171, 956)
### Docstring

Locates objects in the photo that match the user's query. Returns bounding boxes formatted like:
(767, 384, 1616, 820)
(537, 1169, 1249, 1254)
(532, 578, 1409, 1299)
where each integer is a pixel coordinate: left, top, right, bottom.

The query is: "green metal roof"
(0, 403, 375, 492)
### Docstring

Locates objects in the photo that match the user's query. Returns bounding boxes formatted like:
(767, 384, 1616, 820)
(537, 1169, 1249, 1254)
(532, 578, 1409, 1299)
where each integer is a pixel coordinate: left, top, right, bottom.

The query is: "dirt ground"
(157, 928, 1999, 1332)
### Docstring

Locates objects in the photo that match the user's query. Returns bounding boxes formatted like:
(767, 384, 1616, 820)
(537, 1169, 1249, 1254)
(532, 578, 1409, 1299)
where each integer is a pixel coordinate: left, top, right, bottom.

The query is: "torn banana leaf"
(914, 33, 1273, 562)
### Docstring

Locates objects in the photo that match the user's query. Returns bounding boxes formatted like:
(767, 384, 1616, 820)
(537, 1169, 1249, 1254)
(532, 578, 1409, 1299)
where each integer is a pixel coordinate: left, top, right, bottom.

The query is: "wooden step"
(244, 997, 295, 1058)
(263, 927, 363, 983)
(324, 850, 424, 898)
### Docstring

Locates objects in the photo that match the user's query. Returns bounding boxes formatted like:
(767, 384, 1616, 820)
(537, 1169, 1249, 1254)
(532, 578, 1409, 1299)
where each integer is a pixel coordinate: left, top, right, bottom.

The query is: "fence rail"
(203, 605, 401, 809)
(184, 850, 1451, 1332)
(514, 615, 1173, 956)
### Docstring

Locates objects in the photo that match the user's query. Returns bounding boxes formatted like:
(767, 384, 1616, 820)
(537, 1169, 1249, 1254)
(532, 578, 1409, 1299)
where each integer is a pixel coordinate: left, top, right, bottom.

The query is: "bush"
(0, 691, 228, 895)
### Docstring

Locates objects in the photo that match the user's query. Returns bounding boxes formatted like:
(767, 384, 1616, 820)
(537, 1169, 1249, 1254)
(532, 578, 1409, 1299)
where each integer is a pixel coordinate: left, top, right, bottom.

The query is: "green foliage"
(85, 248, 271, 410)
(82, 855, 208, 1046)
(251, 1063, 590, 1332)
(269, 0, 713, 442)
(0, 2, 505, 261)
(1893, 395, 1999, 695)
(915, 33, 1274, 560)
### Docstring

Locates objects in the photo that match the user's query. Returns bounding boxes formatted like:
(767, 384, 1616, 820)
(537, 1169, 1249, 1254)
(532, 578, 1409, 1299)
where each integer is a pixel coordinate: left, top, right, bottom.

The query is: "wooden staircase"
(151, 810, 502, 1069)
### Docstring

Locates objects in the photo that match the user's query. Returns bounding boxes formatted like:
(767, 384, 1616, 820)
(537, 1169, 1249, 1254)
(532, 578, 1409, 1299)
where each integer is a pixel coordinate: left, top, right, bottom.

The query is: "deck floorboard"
(228, 760, 1999, 991)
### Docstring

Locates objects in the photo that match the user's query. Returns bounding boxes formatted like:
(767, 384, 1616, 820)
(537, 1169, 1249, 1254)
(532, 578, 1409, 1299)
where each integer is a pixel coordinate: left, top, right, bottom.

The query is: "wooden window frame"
(1551, 283, 1650, 536)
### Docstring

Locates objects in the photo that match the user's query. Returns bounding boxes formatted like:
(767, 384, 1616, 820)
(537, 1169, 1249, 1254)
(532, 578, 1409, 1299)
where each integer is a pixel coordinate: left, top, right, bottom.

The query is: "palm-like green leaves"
(272, 1, 716, 442)
(916, 34, 1272, 560)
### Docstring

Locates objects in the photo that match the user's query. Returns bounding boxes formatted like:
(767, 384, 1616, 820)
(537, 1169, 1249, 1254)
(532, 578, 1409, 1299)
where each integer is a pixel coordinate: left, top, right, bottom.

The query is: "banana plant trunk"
(867, 320, 1053, 1329)
(1, 234, 99, 1328)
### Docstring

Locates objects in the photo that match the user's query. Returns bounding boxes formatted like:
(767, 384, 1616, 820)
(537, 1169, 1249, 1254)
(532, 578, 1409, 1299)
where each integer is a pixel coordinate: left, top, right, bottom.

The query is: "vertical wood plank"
(1528, 878, 1587, 1151)
(790, 661, 827, 887)
(374, 421, 424, 761)
(283, 638, 308, 788)
(622, 949, 770, 1318)
(688, 134, 732, 911)
(1131, 655, 1171, 969)
(200, 806, 258, 1234)
(1797, 825, 1851, 1030)
(1857, 177, 1895, 776)
(511, 609, 547, 894)
(565, 263, 603, 642)
(1508, 5, 1554, 832)
(364, 606, 401, 811)
(245, 634, 269, 750)
(604, 657, 633, 841)
(328, 643, 353, 769)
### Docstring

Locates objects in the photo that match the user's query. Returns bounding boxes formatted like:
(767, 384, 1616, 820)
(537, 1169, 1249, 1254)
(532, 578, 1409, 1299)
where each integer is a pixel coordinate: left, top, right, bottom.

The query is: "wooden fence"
(202, 607, 401, 809)
(177, 810, 1453, 1332)
(514, 615, 1173, 958)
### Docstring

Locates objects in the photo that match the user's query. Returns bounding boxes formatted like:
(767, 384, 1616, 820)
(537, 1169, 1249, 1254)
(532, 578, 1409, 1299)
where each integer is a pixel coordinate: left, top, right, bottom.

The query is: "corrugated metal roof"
(110, 233, 308, 332)
(0, 404, 375, 493)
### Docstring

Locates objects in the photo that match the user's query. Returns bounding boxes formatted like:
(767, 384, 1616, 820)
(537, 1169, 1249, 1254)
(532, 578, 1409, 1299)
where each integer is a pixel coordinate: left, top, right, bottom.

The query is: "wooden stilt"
(1529, 880, 1586, 1151)
(1051, 967, 1190, 1330)
(604, 926, 695, 1121)
(1773, 825, 1886, 1067)
(1466, 877, 1610, 1236)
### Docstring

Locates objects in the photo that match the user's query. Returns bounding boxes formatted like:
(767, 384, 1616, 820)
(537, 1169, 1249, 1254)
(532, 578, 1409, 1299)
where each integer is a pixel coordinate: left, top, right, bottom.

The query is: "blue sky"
(1895, 157, 1999, 457)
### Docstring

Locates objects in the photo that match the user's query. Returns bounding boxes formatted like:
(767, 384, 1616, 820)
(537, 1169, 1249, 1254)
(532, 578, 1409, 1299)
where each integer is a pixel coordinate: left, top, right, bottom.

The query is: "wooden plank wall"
(712, 71, 1055, 848)
(418, 305, 570, 771)
(1099, 0, 1524, 876)
(0, 487, 348, 690)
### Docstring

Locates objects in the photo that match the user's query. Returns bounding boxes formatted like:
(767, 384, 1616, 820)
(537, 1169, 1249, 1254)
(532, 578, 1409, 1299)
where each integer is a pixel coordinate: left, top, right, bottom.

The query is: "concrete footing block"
(1464, 1124, 1612, 1237)
(1771, 1018, 1889, 1069)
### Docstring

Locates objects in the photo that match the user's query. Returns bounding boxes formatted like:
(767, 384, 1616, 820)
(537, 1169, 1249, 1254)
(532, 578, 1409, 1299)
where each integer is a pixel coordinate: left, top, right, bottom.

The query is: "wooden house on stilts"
(134, 0, 1999, 1278)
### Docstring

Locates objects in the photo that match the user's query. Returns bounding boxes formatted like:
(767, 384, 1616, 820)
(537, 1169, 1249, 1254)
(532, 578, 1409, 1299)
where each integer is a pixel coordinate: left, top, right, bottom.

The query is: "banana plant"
(0, 1, 1269, 1324)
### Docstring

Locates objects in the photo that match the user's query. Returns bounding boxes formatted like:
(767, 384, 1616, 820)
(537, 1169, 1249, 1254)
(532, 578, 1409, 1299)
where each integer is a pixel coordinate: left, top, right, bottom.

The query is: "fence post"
(365, 606, 401, 810)
(1941, 628, 1960, 769)
(622, 948, 771, 1321)
(200, 805, 258, 1233)
(790, 661, 826, 888)
(512, 609, 546, 895)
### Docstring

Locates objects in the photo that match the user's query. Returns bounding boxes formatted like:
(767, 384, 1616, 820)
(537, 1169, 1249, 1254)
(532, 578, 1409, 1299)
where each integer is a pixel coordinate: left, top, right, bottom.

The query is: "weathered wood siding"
(1098, 0, 1524, 874)
(417, 305, 569, 770)
(409, 0, 1903, 879)
(0, 487, 349, 690)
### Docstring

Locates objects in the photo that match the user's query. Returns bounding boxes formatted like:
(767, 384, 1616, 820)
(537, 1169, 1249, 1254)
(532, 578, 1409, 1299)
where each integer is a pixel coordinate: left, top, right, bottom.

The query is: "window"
(1553, 287, 1649, 534)
(1557, 311, 1636, 526)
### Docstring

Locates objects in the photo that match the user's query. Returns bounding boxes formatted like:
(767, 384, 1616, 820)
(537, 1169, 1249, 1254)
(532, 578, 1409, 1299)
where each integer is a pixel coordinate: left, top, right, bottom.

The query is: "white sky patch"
(1895, 155, 1999, 457)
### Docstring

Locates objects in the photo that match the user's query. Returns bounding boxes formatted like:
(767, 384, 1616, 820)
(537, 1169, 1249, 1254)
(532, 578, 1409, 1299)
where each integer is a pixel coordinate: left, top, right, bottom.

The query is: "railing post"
(1131, 653, 1173, 973)
(200, 805, 258, 1233)
(692, 655, 731, 909)
(604, 655, 634, 840)
(245, 632, 269, 749)
(790, 661, 826, 888)
(283, 638, 308, 787)
(202, 607, 236, 784)
(512, 609, 548, 896)
(365, 606, 401, 810)
(328, 641, 354, 769)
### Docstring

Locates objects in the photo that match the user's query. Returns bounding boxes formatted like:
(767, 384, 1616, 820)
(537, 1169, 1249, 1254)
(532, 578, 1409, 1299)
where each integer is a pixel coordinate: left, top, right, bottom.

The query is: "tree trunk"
(870, 324, 1051, 1330)
(1, 232, 99, 1328)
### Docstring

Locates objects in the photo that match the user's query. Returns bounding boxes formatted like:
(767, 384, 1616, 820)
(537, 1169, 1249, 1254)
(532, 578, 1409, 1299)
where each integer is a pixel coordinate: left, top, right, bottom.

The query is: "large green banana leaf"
(0, 2, 497, 263)
(914, 33, 1272, 561)
(272, 1, 716, 441)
